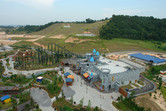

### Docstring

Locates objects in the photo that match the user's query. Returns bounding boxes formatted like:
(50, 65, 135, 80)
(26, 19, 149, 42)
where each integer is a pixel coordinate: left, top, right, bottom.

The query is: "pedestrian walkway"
(63, 67, 120, 111)
(135, 82, 143, 87)
(130, 84, 137, 88)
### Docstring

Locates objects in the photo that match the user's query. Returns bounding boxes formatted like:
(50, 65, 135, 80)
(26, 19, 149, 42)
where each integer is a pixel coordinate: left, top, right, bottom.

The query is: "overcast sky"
(0, 0, 166, 25)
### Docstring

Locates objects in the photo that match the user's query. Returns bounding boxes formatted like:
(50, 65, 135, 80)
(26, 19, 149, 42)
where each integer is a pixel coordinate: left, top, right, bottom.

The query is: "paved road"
(129, 76, 156, 96)
(1, 50, 59, 78)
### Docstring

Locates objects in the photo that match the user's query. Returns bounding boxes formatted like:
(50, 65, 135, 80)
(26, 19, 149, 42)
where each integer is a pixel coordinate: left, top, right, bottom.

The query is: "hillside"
(32, 21, 108, 36)
(100, 15, 166, 41)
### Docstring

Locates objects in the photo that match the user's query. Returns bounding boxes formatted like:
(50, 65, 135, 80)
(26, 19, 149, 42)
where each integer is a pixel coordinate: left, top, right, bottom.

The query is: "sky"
(0, 0, 166, 25)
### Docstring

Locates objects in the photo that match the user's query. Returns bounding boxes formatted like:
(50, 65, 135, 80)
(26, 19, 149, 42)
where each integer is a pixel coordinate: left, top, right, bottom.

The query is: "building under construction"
(76, 49, 145, 92)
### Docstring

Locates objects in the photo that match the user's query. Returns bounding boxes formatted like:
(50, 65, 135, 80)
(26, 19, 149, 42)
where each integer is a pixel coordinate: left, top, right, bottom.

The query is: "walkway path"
(1, 51, 59, 78)
(61, 67, 120, 111)
(30, 88, 54, 111)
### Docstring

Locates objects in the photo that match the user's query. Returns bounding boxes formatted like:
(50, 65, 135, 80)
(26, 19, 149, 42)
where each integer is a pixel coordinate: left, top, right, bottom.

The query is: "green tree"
(70, 96, 73, 104)
(25, 104, 30, 111)
(158, 77, 162, 89)
(87, 100, 91, 111)
(79, 98, 84, 108)
(94, 106, 99, 111)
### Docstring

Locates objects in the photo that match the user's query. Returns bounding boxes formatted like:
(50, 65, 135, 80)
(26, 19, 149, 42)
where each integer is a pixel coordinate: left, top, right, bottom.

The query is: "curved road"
(1, 50, 59, 78)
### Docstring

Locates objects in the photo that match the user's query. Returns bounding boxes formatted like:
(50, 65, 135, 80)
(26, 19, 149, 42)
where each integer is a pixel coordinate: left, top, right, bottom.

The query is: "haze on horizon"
(0, 0, 166, 25)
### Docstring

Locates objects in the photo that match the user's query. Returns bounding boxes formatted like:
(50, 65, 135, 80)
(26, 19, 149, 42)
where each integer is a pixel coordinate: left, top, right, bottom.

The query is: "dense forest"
(100, 15, 166, 41)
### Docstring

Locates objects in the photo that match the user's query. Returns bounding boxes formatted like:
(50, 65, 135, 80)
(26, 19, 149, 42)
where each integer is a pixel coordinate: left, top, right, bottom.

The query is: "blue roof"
(130, 53, 166, 63)
(65, 78, 72, 83)
(1, 95, 10, 101)
(64, 72, 71, 77)
(90, 57, 94, 62)
(93, 49, 96, 53)
(96, 51, 99, 56)
(87, 76, 91, 80)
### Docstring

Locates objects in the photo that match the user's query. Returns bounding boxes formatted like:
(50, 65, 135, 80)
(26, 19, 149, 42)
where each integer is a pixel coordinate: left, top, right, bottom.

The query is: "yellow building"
(4, 98, 11, 104)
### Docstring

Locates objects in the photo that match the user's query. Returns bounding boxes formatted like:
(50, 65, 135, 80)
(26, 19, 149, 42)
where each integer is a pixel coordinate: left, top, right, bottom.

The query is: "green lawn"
(120, 84, 133, 90)
(33, 37, 166, 54)
(11, 37, 36, 40)
(32, 21, 108, 36)
(13, 41, 37, 47)
(133, 83, 139, 87)
(138, 80, 144, 86)
(0, 102, 13, 110)
(112, 98, 145, 111)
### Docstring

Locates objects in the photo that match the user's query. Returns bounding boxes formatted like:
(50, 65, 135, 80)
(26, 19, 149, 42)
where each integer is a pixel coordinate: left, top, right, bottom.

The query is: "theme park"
(0, 39, 166, 111)
(1, 2, 166, 109)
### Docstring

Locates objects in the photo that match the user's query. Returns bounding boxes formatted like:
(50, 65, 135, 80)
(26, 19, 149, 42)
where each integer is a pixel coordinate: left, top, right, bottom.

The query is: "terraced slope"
(32, 20, 108, 36)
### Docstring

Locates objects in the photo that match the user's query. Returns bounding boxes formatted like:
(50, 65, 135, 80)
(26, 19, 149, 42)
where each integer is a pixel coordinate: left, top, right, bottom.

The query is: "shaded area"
(62, 85, 75, 98)
(30, 88, 52, 107)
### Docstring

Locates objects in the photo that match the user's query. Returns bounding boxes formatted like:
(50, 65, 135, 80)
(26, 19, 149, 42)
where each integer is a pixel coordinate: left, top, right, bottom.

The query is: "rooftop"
(130, 53, 166, 63)
(0, 86, 19, 91)
(95, 56, 131, 74)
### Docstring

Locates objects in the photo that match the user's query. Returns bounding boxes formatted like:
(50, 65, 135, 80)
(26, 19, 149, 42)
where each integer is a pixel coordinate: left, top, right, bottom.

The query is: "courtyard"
(62, 67, 120, 111)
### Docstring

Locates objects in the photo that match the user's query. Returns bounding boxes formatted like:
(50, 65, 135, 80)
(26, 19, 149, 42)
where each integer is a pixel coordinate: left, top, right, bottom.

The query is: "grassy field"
(12, 37, 166, 55)
(112, 98, 145, 111)
(13, 41, 37, 47)
(53, 97, 101, 111)
(32, 21, 108, 36)
(135, 94, 163, 111)
(120, 84, 133, 90)
(161, 86, 166, 101)
(32, 36, 166, 54)
(10, 20, 166, 54)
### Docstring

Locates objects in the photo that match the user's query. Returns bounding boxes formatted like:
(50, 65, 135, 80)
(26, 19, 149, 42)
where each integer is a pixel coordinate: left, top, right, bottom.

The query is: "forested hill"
(100, 15, 166, 41)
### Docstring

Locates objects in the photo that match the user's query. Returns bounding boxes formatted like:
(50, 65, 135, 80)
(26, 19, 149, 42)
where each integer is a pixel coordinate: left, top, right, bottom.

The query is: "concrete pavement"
(62, 67, 120, 111)
(1, 51, 59, 78)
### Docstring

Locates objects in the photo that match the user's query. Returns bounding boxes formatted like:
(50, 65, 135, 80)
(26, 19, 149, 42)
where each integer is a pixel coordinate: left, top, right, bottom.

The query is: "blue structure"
(64, 72, 71, 77)
(90, 57, 94, 62)
(93, 49, 96, 53)
(130, 53, 166, 64)
(65, 78, 73, 83)
(90, 72, 93, 76)
(87, 76, 92, 81)
(96, 51, 99, 56)
(1, 95, 10, 101)
(36, 77, 43, 82)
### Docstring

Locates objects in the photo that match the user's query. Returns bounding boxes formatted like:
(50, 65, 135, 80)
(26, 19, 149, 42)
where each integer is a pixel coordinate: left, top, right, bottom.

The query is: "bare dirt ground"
(0, 40, 19, 45)
(107, 52, 166, 60)
(26, 36, 45, 42)
(25, 36, 46, 48)
(33, 42, 46, 48)
(79, 39, 96, 43)
(135, 94, 163, 111)
(65, 37, 96, 43)
(65, 37, 79, 43)
(151, 90, 166, 111)
(0, 32, 45, 45)
(6, 34, 42, 39)
(49, 34, 66, 39)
